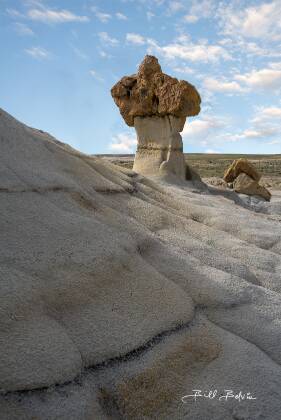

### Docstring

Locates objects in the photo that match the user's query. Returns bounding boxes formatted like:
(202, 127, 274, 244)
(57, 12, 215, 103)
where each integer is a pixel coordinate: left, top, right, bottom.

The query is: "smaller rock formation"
(233, 173, 271, 201)
(224, 159, 271, 201)
(224, 158, 261, 183)
(111, 55, 201, 180)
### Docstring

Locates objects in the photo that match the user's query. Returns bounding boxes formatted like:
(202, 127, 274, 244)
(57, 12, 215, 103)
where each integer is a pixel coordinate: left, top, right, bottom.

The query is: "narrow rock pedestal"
(133, 115, 186, 179)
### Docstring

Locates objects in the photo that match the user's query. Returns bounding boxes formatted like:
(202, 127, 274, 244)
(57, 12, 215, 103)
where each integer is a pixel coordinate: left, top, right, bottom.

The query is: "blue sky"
(1, 0, 281, 154)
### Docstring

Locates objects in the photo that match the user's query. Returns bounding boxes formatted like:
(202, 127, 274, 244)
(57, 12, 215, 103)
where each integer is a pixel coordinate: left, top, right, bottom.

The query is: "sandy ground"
(1, 108, 281, 419)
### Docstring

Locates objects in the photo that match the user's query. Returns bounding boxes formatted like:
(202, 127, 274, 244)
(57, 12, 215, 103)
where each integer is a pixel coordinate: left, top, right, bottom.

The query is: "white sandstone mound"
(1, 108, 281, 420)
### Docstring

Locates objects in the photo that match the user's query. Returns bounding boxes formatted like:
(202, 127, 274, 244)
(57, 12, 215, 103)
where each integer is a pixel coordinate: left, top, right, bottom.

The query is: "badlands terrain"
(101, 153, 281, 188)
(1, 107, 281, 420)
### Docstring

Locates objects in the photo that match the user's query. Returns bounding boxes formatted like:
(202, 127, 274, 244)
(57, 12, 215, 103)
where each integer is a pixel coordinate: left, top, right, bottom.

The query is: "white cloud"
(6, 8, 25, 18)
(190, 0, 214, 18)
(173, 66, 194, 75)
(258, 106, 281, 118)
(270, 62, 281, 70)
(235, 68, 281, 90)
(203, 77, 245, 93)
(25, 46, 50, 59)
(205, 149, 221, 154)
(147, 11, 155, 20)
(89, 70, 104, 82)
(232, 127, 280, 141)
(148, 37, 231, 63)
(168, 1, 184, 13)
(219, 1, 281, 40)
(182, 117, 224, 138)
(184, 15, 198, 23)
(251, 105, 281, 128)
(124, 33, 231, 63)
(92, 7, 111, 23)
(126, 33, 146, 45)
(14, 22, 34, 36)
(71, 46, 88, 60)
(99, 50, 111, 58)
(95, 12, 111, 23)
(109, 133, 137, 153)
(182, 0, 214, 23)
(267, 139, 281, 145)
(99, 32, 119, 47)
(28, 8, 89, 23)
(116, 12, 127, 20)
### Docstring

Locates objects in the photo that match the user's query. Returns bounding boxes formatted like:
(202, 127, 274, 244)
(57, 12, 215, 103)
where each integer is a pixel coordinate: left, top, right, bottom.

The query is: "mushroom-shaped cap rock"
(111, 55, 201, 126)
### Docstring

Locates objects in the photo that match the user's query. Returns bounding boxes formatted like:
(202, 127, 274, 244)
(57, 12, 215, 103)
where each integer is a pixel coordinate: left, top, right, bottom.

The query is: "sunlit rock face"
(111, 55, 201, 180)
(224, 158, 261, 183)
(133, 115, 187, 179)
(234, 173, 272, 201)
(224, 159, 271, 201)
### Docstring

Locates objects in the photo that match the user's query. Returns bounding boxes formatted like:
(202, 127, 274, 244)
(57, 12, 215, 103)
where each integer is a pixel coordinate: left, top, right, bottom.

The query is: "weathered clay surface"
(111, 55, 201, 127)
(1, 108, 281, 420)
(224, 158, 261, 183)
(233, 173, 271, 201)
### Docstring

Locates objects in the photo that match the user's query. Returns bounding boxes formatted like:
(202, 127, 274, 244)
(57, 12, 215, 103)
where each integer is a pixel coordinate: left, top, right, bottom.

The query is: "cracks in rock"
(0, 320, 191, 397)
(0, 186, 69, 194)
(0, 185, 138, 195)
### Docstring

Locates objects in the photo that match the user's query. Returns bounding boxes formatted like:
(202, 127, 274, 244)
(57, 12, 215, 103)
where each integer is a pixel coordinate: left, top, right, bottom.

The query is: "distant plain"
(99, 154, 281, 189)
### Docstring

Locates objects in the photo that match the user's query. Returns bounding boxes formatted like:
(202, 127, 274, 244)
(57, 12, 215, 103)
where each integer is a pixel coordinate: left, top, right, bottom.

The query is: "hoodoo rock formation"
(224, 158, 271, 201)
(111, 55, 201, 180)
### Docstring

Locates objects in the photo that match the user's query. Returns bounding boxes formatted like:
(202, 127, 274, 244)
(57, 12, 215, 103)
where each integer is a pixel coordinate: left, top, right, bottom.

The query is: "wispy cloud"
(203, 77, 246, 93)
(109, 133, 137, 153)
(167, 1, 184, 14)
(25, 46, 50, 59)
(184, 15, 198, 23)
(71, 46, 89, 60)
(235, 67, 281, 90)
(182, 116, 225, 139)
(218, 1, 281, 40)
(6, 8, 25, 18)
(14, 22, 34, 36)
(143, 33, 232, 63)
(173, 66, 194, 75)
(257, 106, 281, 119)
(27, 7, 89, 24)
(125, 33, 231, 62)
(267, 139, 281, 145)
(205, 148, 222, 154)
(99, 32, 119, 47)
(146, 11, 155, 20)
(92, 7, 111, 23)
(184, 0, 214, 22)
(232, 127, 279, 140)
(89, 70, 104, 82)
(116, 12, 128, 20)
(126, 33, 146, 45)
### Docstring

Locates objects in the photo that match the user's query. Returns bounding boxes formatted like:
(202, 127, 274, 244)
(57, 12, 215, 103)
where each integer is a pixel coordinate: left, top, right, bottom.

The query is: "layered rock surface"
(111, 55, 201, 180)
(1, 109, 281, 420)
